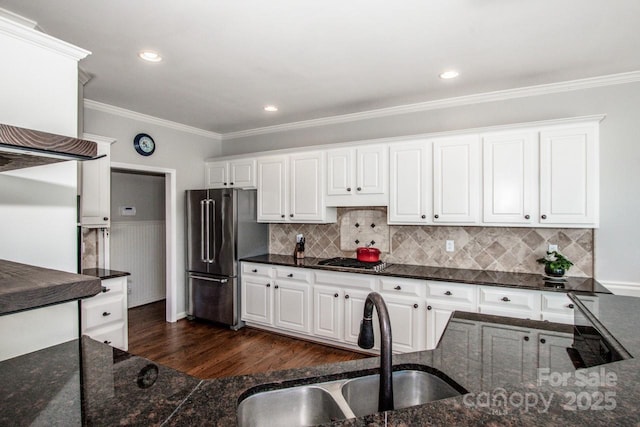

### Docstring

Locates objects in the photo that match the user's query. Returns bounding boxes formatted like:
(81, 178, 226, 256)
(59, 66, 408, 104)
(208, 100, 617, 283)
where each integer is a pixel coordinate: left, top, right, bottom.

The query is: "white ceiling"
(1, 1, 639, 135)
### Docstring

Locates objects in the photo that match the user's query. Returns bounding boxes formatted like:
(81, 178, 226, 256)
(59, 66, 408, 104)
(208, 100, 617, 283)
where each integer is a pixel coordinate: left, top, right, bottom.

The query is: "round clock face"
(134, 133, 155, 156)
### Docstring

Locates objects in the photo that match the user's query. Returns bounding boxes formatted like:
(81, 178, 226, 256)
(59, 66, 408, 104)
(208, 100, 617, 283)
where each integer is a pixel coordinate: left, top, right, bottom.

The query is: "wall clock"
(133, 133, 155, 156)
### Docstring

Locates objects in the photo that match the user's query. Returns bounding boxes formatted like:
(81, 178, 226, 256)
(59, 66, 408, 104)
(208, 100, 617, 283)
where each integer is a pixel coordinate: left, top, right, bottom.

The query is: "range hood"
(0, 123, 98, 172)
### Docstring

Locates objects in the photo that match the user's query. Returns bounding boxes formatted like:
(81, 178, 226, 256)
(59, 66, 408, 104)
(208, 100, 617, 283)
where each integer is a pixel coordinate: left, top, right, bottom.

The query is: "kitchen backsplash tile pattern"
(269, 208, 593, 277)
(82, 228, 100, 270)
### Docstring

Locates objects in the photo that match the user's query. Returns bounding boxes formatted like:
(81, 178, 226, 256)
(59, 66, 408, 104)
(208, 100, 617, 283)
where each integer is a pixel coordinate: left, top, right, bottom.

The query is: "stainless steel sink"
(237, 368, 465, 427)
(341, 370, 463, 417)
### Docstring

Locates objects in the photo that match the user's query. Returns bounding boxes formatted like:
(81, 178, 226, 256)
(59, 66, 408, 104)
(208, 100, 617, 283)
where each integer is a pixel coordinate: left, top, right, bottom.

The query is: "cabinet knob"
(427, 305, 432, 310)
(290, 214, 294, 218)
(567, 304, 574, 309)
(501, 297, 511, 302)
(347, 187, 352, 192)
(524, 336, 530, 342)
(281, 214, 285, 218)
(266, 283, 271, 287)
(103, 217, 109, 221)
(434, 214, 439, 219)
(252, 269, 258, 273)
(421, 215, 426, 219)
(334, 293, 339, 298)
(413, 303, 418, 309)
(274, 285, 279, 289)
(230, 182, 234, 186)
(444, 291, 452, 296)
(101, 286, 110, 293)
(102, 311, 111, 317)
(356, 187, 362, 191)
(540, 338, 546, 344)
(541, 214, 547, 220)
(287, 273, 293, 278)
(394, 285, 401, 290)
(345, 294, 350, 299)
(524, 214, 530, 220)
(103, 340, 112, 345)
(223, 182, 227, 186)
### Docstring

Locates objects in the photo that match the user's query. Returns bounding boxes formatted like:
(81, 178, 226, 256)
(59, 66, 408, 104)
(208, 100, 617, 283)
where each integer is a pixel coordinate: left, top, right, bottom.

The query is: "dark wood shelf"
(0, 259, 101, 315)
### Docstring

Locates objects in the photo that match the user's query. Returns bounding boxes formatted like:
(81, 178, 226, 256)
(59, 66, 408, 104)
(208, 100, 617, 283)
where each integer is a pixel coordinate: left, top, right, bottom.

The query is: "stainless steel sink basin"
(237, 368, 466, 427)
(237, 384, 349, 427)
(341, 370, 463, 417)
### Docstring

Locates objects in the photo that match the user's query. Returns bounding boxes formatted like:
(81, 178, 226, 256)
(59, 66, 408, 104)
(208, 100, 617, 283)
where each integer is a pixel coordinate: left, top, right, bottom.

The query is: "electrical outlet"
(446, 240, 455, 252)
(548, 244, 558, 252)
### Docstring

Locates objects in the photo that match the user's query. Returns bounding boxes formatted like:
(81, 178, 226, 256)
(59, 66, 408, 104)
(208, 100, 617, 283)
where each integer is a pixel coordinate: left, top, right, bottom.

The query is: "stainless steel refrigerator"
(186, 188, 268, 328)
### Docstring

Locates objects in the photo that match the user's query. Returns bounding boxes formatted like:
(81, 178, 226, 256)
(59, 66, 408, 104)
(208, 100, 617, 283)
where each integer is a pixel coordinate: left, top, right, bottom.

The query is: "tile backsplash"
(268, 208, 593, 277)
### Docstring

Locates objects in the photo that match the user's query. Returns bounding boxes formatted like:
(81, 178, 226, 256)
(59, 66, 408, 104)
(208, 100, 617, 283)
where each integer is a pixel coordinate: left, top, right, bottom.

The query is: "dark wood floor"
(127, 300, 367, 379)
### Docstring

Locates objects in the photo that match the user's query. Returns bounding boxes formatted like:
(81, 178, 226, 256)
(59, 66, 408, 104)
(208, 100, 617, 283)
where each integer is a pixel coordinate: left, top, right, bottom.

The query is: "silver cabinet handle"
(190, 275, 228, 284)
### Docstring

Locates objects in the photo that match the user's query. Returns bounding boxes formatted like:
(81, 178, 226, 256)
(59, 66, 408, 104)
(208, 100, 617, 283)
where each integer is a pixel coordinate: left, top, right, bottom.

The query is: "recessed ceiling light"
(439, 70, 460, 79)
(264, 105, 278, 112)
(138, 50, 162, 62)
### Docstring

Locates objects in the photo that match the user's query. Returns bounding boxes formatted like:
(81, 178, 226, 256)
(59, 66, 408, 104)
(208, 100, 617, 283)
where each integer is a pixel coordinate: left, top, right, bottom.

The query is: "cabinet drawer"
(314, 270, 376, 290)
(275, 267, 311, 283)
(541, 292, 575, 314)
(478, 287, 540, 314)
(82, 296, 125, 329)
(380, 277, 425, 297)
(242, 263, 273, 278)
(85, 322, 126, 349)
(426, 281, 476, 305)
(91, 277, 125, 302)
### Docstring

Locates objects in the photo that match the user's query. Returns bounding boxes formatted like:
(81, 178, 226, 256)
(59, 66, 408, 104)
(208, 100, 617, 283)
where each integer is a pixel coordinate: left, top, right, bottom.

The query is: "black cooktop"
(318, 257, 386, 270)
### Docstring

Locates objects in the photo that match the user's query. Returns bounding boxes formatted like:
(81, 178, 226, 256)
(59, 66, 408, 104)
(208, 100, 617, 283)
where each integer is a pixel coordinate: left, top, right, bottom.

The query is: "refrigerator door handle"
(190, 274, 228, 284)
(209, 199, 216, 263)
(200, 200, 206, 262)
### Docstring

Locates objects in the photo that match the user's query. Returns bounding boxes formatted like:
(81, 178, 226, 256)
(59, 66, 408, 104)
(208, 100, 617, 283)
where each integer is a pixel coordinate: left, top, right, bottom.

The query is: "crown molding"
(223, 71, 640, 140)
(84, 99, 222, 141)
(0, 14, 90, 61)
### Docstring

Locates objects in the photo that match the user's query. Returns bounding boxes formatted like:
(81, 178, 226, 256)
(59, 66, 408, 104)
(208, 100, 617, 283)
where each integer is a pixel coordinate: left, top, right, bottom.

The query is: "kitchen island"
(1, 291, 639, 426)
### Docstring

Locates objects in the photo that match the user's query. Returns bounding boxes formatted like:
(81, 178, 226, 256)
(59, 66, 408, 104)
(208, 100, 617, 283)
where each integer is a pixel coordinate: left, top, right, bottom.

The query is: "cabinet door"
(257, 156, 288, 222)
(241, 276, 272, 325)
(206, 161, 229, 188)
(273, 280, 311, 334)
(480, 323, 538, 389)
(432, 319, 480, 385)
(326, 148, 352, 196)
(432, 135, 480, 223)
(539, 125, 598, 225)
(356, 145, 386, 195)
(382, 294, 424, 353)
(313, 285, 343, 340)
(425, 304, 455, 350)
(389, 140, 430, 224)
(80, 140, 111, 226)
(290, 151, 324, 221)
(230, 159, 256, 188)
(538, 331, 575, 373)
(482, 132, 536, 224)
(344, 289, 379, 349)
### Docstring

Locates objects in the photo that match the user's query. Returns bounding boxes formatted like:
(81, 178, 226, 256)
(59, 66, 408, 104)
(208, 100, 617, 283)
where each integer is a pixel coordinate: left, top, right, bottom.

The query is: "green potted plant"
(536, 251, 573, 277)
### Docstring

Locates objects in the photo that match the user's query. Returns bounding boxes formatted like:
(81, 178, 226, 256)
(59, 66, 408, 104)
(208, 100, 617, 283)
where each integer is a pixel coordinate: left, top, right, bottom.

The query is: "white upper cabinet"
(206, 159, 257, 189)
(258, 152, 336, 223)
(432, 135, 480, 224)
(389, 140, 431, 224)
(482, 131, 536, 224)
(325, 144, 388, 206)
(80, 136, 114, 228)
(539, 123, 598, 225)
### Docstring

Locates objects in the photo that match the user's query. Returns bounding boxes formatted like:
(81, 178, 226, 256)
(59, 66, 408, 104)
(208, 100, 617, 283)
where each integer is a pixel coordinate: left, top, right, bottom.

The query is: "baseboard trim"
(599, 281, 640, 297)
(176, 311, 188, 321)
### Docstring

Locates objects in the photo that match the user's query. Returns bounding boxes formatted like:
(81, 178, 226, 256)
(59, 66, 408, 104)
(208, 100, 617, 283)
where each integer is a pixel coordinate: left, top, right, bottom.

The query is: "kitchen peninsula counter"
(0, 259, 101, 315)
(2, 291, 640, 425)
(242, 254, 609, 294)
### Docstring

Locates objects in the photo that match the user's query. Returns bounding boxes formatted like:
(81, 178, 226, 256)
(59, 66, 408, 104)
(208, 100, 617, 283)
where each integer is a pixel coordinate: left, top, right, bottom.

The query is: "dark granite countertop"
(242, 254, 609, 294)
(0, 259, 101, 315)
(3, 292, 640, 425)
(82, 268, 130, 280)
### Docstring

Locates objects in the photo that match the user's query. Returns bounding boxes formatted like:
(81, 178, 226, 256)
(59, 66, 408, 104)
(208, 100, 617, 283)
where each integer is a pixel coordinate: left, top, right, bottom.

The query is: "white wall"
(83, 107, 221, 316)
(221, 82, 640, 289)
(111, 171, 165, 222)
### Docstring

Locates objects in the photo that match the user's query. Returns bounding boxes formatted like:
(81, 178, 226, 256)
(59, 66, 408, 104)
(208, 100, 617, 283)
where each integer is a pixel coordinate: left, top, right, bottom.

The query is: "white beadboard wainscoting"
(110, 220, 166, 308)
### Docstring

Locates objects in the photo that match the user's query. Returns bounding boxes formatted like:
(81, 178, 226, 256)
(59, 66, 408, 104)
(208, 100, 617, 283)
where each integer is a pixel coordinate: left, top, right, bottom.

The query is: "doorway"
(110, 162, 177, 322)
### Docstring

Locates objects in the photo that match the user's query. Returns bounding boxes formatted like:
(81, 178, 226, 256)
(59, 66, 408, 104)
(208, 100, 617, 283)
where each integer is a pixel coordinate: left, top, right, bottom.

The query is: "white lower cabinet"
(381, 293, 424, 353)
(241, 267, 274, 325)
(313, 285, 344, 340)
(537, 330, 575, 372)
(478, 286, 541, 320)
(81, 276, 128, 351)
(274, 277, 312, 334)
